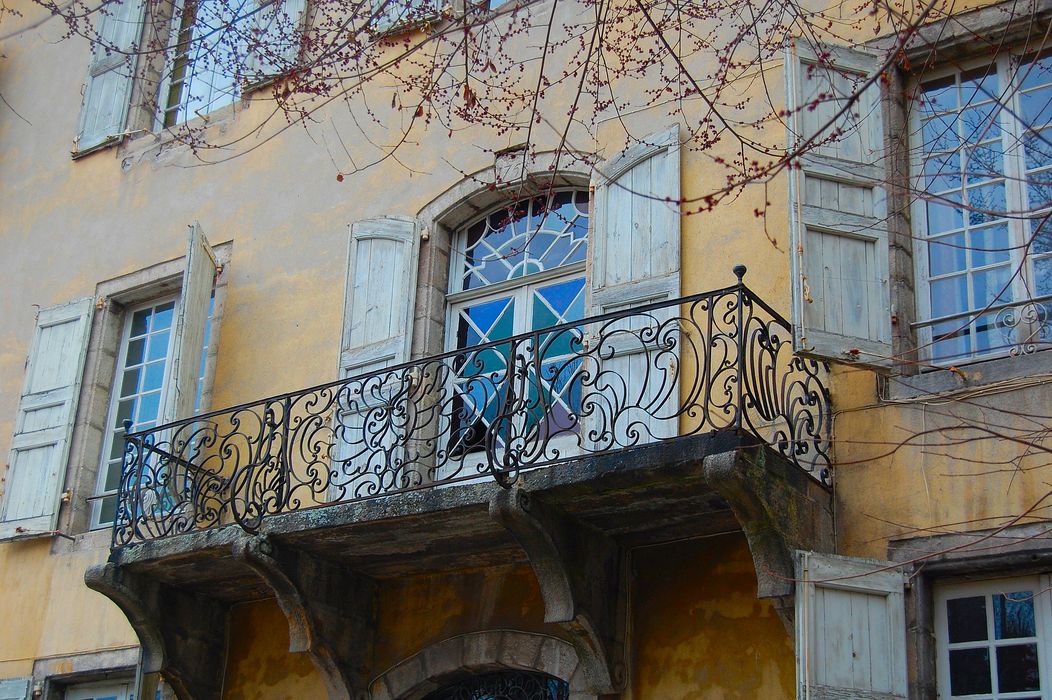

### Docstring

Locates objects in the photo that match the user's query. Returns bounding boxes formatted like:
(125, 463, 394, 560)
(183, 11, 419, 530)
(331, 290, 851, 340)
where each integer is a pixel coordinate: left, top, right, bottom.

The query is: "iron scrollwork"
(113, 269, 832, 547)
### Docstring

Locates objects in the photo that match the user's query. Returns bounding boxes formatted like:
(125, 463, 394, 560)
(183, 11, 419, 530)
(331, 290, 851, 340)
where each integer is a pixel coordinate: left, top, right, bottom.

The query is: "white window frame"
(91, 296, 180, 529)
(442, 188, 590, 471)
(911, 51, 1052, 365)
(934, 574, 1052, 698)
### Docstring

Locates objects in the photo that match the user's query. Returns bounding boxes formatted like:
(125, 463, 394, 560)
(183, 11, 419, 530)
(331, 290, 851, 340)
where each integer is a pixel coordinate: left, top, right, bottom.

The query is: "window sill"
(884, 349, 1052, 400)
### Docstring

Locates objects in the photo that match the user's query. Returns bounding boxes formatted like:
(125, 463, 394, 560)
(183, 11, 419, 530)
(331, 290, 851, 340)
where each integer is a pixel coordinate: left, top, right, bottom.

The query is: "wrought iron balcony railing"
(112, 267, 832, 548)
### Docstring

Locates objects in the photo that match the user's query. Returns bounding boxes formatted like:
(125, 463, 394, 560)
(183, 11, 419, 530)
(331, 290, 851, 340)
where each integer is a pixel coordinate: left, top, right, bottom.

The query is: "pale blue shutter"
(372, 0, 442, 33)
(0, 299, 94, 539)
(243, 0, 308, 86)
(796, 551, 907, 699)
(0, 679, 30, 700)
(161, 223, 217, 424)
(75, 0, 146, 153)
(587, 126, 682, 444)
(787, 41, 892, 366)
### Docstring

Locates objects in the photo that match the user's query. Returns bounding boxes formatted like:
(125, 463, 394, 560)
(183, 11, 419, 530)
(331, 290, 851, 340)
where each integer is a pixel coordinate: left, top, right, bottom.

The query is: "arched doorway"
(421, 671, 569, 700)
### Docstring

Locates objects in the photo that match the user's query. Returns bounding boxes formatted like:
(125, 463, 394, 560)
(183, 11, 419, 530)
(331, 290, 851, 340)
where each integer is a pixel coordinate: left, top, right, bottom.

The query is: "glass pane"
(926, 152, 962, 192)
(1022, 85, 1052, 130)
(921, 78, 958, 115)
(130, 309, 151, 337)
(949, 647, 992, 695)
(966, 140, 1005, 184)
(931, 275, 968, 318)
(967, 182, 1006, 225)
(103, 459, 122, 491)
(1035, 256, 1052, 296)
(147, 330, 171, 362)
(971, 225, 1011, 268)
(98, 494, 118, 524)
(126, 338, 145, 366)
(120, 367, 141, 397)
(115, 399, 135, 427)
(932, 319, 970, 361)
(142, 362, 165, 392)
(1023, 129, 1052, 172)
(928, 196, 964, 234)
(152, 302, 175, 330)
(972, 265, 1013, 308)
(924, 113, 961, 153)
(930, 233, 967, 276)
(137, 391, 161, 424)
(947, 595, 988, 642)
(993, 591, 1037, 639)
(997, 643, 1040, 692)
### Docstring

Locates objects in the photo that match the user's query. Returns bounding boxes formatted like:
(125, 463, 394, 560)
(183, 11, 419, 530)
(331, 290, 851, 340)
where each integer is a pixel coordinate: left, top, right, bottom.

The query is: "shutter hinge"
(216, 263, 225, 276)
(95, 296, 107, 311)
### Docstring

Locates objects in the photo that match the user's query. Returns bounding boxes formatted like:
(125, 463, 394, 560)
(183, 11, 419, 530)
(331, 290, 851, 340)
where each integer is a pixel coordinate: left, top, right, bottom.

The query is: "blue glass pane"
(1022, 86, 1052, 129)
(147, 330, 170, 361)
(966, 141, 1005, 184)
(971, 225, 1011, 268)
(137, 391, 161, 424)
(130, 308, 151, 336)
(967, 183, 1006, 225)
(993, 591, 1037, 639)
(972, 265, 1012, 308)
(152, 301, 175, 330)
(923, 113, 960, 153)
(931, 275, 968, 317)
(1024, 129, 1052, 171)
(921, 79, 958, 115)
(929, 233, 967, 276)
(926, 152, 962, 192)
(928, 195, 964, 233)
(142, 361, 165, 392)
(1036, 256, 1052, 296)
(1020, 55, 1052, 91)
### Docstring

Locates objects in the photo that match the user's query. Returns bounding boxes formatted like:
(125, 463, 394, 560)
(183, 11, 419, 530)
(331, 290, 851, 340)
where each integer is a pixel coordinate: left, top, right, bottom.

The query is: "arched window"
(421, 671, 570, 700)
(445, 189, 590, 456)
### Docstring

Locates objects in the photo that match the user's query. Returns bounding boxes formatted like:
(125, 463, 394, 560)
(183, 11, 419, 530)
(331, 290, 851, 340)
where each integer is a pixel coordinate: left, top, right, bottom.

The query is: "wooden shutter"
(587, 126, 681, 443)
(796, 551, 907, 699)
(75, 0, 146, 153)
(373, 0, 441, 33)
(161, 223, 217, 424)
(787, 41, 892, 366)
(0, 299, 94, 540)
(243, 0, 307, 86)
(340, 217, 418, 376)
(0, 679, 30, 700)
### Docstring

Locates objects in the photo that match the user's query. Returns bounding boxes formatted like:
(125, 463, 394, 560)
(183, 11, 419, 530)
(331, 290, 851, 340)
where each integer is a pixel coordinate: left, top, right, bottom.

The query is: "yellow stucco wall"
(0, 0, 1048, 690)
(221, 535, 792, 699)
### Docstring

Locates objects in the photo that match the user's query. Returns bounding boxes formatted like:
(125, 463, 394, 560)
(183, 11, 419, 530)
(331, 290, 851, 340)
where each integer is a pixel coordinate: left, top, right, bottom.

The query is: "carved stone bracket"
(489, 487, 625, 695)
(702, 446, 835, 633)
(233, 535, 376, 700)
(84, 563, 228, 700)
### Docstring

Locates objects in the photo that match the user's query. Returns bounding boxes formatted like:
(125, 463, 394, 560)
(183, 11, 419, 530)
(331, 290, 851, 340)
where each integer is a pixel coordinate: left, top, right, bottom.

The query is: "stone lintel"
(84, 563, 227, 700)
(489, 487, 625, 695)
(233, 535, 376, 700)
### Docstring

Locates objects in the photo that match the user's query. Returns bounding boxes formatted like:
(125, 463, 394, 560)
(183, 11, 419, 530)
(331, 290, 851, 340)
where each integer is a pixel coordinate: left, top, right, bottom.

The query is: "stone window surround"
(888, 521, 1052, 699)
(31, 646, 176, 700)
(873, 0, 1052, 398)
(57, 241, 232, 542)
(410, 151, 591, 363)
(369, 629, 595, 700)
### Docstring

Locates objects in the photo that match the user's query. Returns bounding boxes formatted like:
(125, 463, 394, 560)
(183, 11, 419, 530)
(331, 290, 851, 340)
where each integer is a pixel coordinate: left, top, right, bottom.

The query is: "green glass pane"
(98, 495, 117, 525)
(104, 459, 123, 491)
(110, 433, 127, 461)
(115, 399, 135, 428)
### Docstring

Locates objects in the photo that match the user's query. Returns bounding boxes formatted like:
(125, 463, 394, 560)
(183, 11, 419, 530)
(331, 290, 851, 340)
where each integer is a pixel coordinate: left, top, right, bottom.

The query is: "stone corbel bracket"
(490, 487, 626, 695)
(702, 446, 835, 633)
(233, 535, 376, 700)
(85, 562, 228, 700)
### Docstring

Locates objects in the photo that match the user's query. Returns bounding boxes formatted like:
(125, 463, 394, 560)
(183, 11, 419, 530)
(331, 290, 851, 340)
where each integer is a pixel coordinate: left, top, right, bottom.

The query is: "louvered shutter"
(75, 0, 146, 153)
(796, 551, 907, 699)
(243, 0, 307, 86)
(787, 41, 892, 366)
(587, 126, 681, 444)
(161, 223, 217, 424)
(332, 217, 418, 496)
(373, 0, 441, 33)
(0, 679, 30, 700)
(340, 217, 419, 375)
(0, 298, 94, 540)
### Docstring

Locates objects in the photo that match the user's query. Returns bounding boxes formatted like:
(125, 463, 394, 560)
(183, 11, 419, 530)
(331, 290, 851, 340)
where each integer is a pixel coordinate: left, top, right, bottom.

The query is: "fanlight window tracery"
(420, 671, 570, 700)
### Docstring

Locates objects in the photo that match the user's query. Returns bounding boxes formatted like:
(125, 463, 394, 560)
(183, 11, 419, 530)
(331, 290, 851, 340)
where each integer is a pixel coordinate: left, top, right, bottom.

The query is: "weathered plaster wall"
(630, 534, 795, 700)
(223, 600, 328, 700)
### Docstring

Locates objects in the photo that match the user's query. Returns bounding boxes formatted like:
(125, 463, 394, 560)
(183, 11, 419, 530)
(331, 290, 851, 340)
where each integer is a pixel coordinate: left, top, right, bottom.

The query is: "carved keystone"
(232, 536, 376, 700)
(703, 447, 835, 633)
(85, 563, 227, 700)
(489, 487, 625, 694)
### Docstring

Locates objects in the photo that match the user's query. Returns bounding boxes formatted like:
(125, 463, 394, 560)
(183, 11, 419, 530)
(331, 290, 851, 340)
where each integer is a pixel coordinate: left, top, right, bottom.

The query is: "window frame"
(909, 51, 1052, 366)
(62, 679, 134, 700)
(90, 296, 180, 530)
(933, 574, 1052, 698)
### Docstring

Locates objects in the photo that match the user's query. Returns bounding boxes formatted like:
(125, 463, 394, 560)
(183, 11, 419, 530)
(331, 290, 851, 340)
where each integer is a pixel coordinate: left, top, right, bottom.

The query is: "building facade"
(0, 0, 1050, 696)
